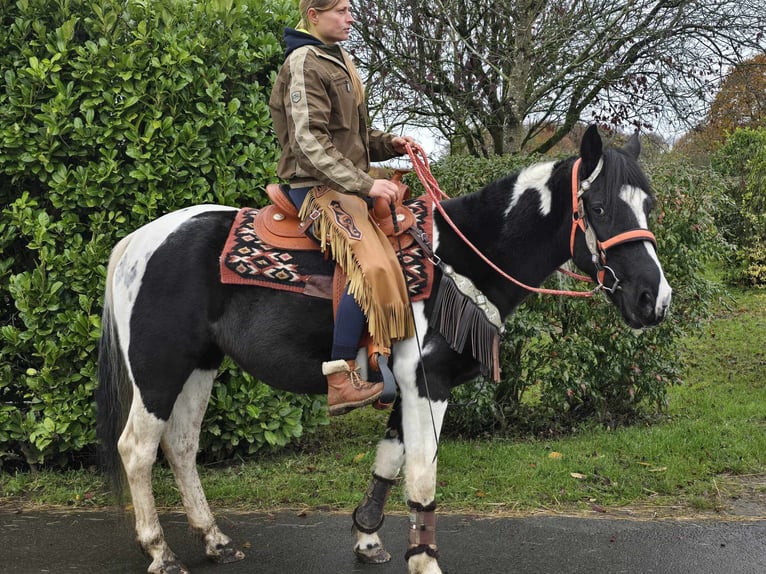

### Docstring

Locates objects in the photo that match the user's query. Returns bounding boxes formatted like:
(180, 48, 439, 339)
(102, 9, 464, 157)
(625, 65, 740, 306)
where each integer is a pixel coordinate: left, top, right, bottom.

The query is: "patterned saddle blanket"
(219, 197, 436, 303)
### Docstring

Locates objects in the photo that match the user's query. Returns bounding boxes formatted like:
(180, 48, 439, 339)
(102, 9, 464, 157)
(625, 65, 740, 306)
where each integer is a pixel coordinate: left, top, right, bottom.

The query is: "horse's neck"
(436, 165, 573, 316)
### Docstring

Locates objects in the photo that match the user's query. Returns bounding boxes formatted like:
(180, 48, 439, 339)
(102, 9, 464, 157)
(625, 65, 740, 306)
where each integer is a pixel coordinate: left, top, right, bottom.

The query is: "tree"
(674, 55, 766, 161)
(350, 0, 766, 157)
(708, 55, 766, 140)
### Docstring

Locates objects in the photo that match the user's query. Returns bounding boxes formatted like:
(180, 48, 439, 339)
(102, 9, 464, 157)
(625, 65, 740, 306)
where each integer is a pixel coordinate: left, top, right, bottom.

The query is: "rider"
(269, 0, 417, 415)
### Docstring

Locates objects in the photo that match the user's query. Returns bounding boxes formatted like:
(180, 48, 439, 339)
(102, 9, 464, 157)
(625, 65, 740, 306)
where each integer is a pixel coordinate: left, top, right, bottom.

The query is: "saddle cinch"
(253, 171, 418, 253)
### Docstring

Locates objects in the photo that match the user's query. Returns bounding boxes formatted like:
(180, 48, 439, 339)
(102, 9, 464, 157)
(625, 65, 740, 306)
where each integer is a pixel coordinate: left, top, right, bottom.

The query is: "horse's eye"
(592, 205, 606, 216)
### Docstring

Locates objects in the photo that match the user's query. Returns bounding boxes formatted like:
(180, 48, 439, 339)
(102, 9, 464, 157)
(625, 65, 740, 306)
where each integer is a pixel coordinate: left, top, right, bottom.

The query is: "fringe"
(429, 266, 502, 381)
(300, 192, 414, 348)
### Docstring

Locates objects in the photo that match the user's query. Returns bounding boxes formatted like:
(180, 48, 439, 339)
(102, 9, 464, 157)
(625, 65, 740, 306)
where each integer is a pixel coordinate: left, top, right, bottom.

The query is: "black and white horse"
(96, 126, 671, 574)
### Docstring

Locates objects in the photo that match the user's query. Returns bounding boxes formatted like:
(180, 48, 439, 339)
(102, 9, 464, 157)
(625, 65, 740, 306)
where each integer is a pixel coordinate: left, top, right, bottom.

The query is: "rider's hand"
(368, 179, 400, 204)
(391, 135, 417, 155)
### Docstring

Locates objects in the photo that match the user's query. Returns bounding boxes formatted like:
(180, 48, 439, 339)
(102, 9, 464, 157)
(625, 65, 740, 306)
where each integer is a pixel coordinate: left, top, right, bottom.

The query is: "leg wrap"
(404, 500, 439, 561)
(352, 473, 397, 534)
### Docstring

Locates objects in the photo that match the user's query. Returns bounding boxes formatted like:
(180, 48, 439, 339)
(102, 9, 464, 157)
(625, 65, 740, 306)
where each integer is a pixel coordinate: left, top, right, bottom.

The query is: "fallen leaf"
(353, 452, 367, 463)
(647, 467, 667, 472)
(570, 472, 587, 479)
(548, 451, 563, 460)
(475, 490, 486, 498)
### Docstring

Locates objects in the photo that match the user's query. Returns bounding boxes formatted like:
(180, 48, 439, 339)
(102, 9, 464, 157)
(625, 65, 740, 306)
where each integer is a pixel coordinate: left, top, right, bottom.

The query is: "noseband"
(569, 158, 657, 293)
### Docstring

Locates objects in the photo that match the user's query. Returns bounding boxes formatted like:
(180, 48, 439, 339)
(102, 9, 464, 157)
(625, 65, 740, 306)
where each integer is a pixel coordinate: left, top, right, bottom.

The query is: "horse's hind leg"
(118, 394, 185, 574)
(160, 369, 245, 565)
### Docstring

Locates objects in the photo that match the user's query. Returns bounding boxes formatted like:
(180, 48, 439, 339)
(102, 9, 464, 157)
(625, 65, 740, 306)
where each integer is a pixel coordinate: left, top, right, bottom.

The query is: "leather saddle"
(253, 171, 418, 251)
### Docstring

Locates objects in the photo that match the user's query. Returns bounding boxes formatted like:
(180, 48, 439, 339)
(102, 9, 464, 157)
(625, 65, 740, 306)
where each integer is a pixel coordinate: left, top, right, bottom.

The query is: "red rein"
(404, 143, 601, 298)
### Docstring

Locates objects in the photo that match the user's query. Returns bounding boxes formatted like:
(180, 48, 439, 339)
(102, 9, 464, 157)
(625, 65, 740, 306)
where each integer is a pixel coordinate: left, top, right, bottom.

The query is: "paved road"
(2, 509, 766, 574)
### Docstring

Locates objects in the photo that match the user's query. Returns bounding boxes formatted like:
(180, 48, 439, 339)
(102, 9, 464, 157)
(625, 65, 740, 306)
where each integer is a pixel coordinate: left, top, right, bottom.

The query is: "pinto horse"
(96, 125, 671, 574)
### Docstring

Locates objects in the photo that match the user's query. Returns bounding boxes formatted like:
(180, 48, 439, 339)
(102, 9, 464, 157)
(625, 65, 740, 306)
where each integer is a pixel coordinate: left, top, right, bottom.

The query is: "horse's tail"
(95, 233, 134, 505)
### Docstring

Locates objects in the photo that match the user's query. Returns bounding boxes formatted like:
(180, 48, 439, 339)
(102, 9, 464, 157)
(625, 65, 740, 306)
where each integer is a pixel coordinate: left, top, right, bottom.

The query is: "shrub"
(0, 0, 333, 469)
(712, 127, 766, 286)
(424, 151, 729, 437)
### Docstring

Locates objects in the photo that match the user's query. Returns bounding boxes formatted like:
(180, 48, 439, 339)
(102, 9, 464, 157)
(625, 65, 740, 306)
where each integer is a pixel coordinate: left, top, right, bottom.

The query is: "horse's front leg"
(353, 402, 405, 563)
(400, 387, 447, 574)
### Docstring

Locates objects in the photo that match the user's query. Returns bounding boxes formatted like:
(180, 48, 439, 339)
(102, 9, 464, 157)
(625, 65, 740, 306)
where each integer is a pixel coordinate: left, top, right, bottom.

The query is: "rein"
(405, 143, 594, 297)
(404, 143, 656, 298)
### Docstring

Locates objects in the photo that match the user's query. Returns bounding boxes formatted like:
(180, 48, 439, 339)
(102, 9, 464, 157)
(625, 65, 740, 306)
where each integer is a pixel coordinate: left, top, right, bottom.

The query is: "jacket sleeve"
(368, 129, 400, 163)
(284, 50, 374, 195)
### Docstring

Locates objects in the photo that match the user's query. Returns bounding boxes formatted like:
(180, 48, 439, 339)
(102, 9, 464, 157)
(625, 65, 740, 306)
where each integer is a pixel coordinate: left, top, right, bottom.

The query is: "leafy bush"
(429, 151, 729, 437)
(712, 127, 766, 286)
(0, 0, 333, 469)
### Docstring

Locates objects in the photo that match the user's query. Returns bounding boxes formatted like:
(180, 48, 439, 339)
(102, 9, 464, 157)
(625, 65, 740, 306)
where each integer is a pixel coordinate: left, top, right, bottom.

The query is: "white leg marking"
(162, 370, 243, 562)
(118, 389, 176, 571)
(160, 370, 231, 551)
(393, 302, 448, 504)
(408, 552, 444, 574)
(373, 437, 405, 480)
(355, 530, 385, 552)
(401, 396, 448, 504)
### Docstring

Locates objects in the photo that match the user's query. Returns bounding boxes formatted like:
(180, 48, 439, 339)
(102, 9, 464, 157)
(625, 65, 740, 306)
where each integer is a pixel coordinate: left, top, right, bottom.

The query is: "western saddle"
(253, 171, 418, 252)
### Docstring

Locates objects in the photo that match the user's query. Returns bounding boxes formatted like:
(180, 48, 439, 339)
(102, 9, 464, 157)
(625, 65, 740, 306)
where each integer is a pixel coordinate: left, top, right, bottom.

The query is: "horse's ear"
(580, 124, 603, 176)
(623, 130, 641, 160)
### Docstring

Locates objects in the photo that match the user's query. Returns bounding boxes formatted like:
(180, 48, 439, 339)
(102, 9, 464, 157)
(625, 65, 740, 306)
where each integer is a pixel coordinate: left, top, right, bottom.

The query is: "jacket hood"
(283, 27, 323, 59)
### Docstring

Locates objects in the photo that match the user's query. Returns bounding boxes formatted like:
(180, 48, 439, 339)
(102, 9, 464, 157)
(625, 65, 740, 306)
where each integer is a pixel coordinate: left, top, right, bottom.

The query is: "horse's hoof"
(158, 561, 190, 574)
(209, 543, 246, 564)
(355, 545, 391, 564)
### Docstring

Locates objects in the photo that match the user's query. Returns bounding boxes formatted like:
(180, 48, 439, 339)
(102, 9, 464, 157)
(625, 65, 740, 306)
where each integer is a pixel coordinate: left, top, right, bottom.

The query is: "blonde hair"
(298, 0, 365, 106)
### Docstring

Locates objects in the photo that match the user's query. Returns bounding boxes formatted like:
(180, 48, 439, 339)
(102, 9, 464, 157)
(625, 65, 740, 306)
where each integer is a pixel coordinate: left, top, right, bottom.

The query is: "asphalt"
(2, 509, 766, 574)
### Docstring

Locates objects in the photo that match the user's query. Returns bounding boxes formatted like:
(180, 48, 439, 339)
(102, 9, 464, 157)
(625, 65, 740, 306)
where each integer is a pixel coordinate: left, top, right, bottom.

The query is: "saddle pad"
(219, 199, 436, 302)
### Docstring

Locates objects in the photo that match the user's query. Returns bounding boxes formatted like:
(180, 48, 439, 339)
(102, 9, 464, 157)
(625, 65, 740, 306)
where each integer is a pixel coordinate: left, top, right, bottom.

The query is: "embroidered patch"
(329, 200, 363, 241)
(291, 91, 302, 103)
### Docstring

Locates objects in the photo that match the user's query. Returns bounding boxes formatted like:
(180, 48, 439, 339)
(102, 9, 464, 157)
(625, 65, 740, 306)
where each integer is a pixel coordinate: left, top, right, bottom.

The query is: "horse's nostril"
(640, 291, 654, 308)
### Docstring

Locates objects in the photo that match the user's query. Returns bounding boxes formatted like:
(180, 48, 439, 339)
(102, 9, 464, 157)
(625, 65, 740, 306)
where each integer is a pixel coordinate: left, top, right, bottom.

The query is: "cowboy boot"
(323, 359, 383, 416)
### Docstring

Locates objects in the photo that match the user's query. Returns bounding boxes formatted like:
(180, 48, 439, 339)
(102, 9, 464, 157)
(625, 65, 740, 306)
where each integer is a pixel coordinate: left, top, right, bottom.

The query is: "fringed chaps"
(405, 500, 439, 561)
(300, 187, 415, 349)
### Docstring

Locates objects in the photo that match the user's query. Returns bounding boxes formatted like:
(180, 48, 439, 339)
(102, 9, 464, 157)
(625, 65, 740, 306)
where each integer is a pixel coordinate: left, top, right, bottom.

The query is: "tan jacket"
(269, 41, 400, 196)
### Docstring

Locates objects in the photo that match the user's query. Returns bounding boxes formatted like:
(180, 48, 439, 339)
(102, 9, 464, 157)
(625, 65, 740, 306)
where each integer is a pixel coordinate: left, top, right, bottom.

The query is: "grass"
(2, 289, 765, 518)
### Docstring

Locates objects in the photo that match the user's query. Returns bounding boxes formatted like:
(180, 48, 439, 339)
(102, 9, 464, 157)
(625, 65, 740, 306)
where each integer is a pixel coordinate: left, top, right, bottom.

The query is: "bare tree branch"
(350, 0, 766, 155)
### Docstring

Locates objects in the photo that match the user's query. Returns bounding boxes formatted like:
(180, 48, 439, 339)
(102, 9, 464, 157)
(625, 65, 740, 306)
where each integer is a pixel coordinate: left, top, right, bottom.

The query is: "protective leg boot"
(323, 359, 383, 416)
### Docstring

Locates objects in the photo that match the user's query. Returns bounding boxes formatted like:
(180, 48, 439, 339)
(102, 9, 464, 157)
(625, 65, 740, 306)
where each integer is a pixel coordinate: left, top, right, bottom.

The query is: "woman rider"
(269, 0, 417, 415)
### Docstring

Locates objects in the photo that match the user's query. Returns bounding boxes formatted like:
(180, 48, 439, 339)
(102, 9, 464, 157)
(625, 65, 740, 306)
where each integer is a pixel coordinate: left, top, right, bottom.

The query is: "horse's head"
(570, 125, 672, 328)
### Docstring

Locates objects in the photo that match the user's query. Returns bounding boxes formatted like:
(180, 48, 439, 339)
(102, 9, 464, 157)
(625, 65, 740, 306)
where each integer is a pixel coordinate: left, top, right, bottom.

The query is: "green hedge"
(712, 127, 766, 286)
(0, 0, 333, 469)
(0, 0, 732, 467)
(409, 152, 729, 436)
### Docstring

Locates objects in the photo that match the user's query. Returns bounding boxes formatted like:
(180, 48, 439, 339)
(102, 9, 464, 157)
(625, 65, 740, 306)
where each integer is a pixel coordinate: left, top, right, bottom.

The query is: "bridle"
(569, 157, 657, 293)
(405, 143, 657, 298)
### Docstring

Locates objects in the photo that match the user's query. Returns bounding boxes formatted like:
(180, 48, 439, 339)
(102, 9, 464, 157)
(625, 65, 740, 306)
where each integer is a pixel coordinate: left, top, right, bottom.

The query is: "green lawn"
(2, 289, 765, 517)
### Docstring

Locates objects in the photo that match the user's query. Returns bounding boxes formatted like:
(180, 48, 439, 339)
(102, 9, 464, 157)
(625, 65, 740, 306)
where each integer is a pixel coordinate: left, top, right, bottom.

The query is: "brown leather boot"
(323, 359, 383, 416)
